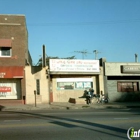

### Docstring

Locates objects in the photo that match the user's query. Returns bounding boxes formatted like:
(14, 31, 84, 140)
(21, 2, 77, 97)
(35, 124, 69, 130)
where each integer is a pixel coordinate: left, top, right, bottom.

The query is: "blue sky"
(0, 0, 140, 64)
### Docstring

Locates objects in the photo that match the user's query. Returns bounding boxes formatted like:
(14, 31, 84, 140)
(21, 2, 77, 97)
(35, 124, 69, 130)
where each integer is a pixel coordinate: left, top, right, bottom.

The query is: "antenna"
(93, 50, 101, 60)
(74, 50, 91, 59)
(135, 53, 138, 62)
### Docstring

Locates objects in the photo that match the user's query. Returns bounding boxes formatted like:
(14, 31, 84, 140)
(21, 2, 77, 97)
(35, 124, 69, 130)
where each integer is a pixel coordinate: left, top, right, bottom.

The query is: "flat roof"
(0, 14, 25, 17)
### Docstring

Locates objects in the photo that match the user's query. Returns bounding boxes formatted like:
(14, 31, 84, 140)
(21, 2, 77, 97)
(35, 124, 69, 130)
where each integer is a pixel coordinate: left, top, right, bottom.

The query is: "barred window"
(117, 82, 139, 92)
(36, 79, 40, 95)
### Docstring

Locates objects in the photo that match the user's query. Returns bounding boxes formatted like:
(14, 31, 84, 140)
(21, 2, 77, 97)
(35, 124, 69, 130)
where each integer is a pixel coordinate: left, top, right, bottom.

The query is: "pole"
(42, 45, 46, 67)
(93, 50, 97, 60)
(47, 70, 51, 104)
(135, 54, 138, 62)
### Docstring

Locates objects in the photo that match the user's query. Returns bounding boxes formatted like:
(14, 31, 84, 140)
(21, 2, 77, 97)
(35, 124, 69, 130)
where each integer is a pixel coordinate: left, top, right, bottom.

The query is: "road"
(0, 108, 140, 140)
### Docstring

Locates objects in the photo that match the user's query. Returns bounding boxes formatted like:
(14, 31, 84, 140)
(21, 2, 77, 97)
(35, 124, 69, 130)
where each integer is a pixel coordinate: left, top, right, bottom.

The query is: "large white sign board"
(49, 59, 100, 72)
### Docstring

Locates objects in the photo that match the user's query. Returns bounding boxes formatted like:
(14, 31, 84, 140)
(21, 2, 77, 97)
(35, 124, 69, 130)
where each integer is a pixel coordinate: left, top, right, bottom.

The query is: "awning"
(0, 39, 12, 47)
(0, 66, 24, 78)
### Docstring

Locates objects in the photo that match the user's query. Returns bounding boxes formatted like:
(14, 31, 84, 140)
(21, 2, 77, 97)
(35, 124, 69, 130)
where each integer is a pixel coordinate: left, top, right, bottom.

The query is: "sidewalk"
(1, 102, 140, 111)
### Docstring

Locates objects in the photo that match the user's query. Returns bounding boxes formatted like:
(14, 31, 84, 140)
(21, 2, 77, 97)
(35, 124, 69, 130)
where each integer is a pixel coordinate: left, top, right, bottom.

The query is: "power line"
(27, 19, 140, 26)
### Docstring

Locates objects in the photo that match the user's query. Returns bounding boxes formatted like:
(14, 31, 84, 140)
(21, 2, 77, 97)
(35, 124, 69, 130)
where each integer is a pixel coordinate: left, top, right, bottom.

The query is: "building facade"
(103, 61, 140, 102)
(0, 14, 32, 105)
(24, 59, 104, 105)
(25, 66, 49, 105)
(48, 59, 104, 103)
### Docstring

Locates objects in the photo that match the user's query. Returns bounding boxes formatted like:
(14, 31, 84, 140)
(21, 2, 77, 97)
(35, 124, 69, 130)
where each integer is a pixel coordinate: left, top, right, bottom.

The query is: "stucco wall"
(107, 80, 122, 102)
(25, 66, 49, 104)
(105, 62, 140, 102)
(52, 77, 96, 102)
(52, 71, 104, 103)
(105, 62, 140, 76)
(98, 67, 104, 94)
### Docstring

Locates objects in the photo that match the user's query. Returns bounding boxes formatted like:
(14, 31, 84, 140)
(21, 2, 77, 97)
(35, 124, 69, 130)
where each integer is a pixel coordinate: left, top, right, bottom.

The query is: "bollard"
(34, 90, 37, 107)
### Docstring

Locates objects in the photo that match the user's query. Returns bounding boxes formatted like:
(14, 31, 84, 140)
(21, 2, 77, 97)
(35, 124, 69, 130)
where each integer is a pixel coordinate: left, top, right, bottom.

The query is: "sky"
(0, 0, 140, 65)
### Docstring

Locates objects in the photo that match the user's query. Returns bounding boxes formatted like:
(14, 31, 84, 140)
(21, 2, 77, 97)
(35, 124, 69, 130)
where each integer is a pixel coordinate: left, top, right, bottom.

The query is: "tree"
(36, 55, 76, 66)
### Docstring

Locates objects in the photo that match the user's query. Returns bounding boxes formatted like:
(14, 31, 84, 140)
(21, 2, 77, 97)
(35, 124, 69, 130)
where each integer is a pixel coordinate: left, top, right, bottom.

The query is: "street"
(0, 108, 140, 140)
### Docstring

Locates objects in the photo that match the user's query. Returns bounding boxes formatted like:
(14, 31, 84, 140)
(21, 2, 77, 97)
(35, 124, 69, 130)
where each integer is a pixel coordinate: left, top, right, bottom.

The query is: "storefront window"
(57, 78, 93, 90)
(57, 82, 74, 90)
(117, 82, 139, 92)
(0, 79, 20, 99)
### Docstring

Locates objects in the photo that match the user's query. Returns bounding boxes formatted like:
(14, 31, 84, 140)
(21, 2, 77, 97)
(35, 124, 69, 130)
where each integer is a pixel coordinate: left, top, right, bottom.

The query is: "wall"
(25, 66, 49, 104)
(107, 80, 140, 102)
(0, 15, 30, 101)
(52, 76, 95, 102)
(105, 62, 140, 76)
(98, 67, 104, 94)
(51, 66, 104, 102)
(0, 15, 28, 66)
(105, 62, 140, 102)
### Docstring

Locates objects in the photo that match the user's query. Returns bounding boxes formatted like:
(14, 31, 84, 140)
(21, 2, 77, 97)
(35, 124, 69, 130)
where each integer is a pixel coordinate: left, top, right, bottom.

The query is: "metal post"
(34, 90, 37, 107)
(93, 50, 98, 60)
(23, 96, 26, 105)
(135, 54, 138, 62)
(47, 70, 51, 104)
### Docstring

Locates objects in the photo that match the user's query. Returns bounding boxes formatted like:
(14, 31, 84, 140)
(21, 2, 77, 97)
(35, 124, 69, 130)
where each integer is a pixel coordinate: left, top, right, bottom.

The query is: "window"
(117, 82, 139, 92)
(0, 39, 12, 57)
(57, 78, 93, 90)
(0, 47, 11, 57)
(57, 82, 74, 90)
(36, 79, 40, 95)
(75, 81, 92, 89)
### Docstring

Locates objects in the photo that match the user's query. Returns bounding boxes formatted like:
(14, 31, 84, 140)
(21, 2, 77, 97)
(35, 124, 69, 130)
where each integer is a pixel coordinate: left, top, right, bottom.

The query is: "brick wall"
(0, 15, 28, 66)
(0, 15, 29, 102)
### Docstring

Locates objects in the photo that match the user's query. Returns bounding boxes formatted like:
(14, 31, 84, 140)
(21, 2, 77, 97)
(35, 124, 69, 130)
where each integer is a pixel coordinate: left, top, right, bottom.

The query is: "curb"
(1, 103, 140, 111)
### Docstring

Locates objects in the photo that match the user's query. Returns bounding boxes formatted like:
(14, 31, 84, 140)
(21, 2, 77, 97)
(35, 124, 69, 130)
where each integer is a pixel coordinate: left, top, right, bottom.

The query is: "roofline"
(0, 14, 25, 17)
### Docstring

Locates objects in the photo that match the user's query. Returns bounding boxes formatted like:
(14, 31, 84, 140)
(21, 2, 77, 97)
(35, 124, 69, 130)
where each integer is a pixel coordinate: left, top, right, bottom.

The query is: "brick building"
(0, 14, 32, 105)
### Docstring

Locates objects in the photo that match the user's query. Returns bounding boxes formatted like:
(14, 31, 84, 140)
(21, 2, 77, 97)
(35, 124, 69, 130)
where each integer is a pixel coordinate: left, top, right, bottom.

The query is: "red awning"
(0, 39, 12, 47)
(0, 66, 24, 78)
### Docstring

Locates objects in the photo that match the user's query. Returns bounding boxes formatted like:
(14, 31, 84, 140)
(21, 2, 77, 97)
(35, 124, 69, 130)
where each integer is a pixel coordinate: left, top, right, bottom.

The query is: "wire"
(27, 19, 140, 26)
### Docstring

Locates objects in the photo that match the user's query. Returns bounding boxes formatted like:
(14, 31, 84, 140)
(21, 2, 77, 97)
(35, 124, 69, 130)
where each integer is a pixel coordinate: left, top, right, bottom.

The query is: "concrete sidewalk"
(0, 102, 140, 111)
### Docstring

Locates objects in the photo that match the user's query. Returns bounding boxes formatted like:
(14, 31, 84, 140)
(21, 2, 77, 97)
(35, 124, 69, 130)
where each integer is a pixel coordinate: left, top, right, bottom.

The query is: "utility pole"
(42, 45, 46, 67)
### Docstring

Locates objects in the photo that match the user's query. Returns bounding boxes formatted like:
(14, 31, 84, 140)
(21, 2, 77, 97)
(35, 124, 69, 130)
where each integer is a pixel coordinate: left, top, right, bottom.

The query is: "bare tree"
(36, 55, 76, 66)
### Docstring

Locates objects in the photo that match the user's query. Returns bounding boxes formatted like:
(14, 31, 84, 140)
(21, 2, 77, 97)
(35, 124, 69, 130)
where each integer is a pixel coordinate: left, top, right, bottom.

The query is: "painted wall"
(105, 62, 140, 76)
(51, 67, 104, 102)
(25, 66, 49, 104)
(105, 62, 140, 102)
(107, 80, 140, 102)
(52, 77, 95, 102)
(25, 66, 104, 104)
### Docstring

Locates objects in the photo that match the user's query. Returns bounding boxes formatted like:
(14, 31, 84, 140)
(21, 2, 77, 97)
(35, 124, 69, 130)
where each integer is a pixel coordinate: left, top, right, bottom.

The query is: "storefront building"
(0, 15, 32, 105)
(104, 62, 140, 102)
(48, 59, 104, 103)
